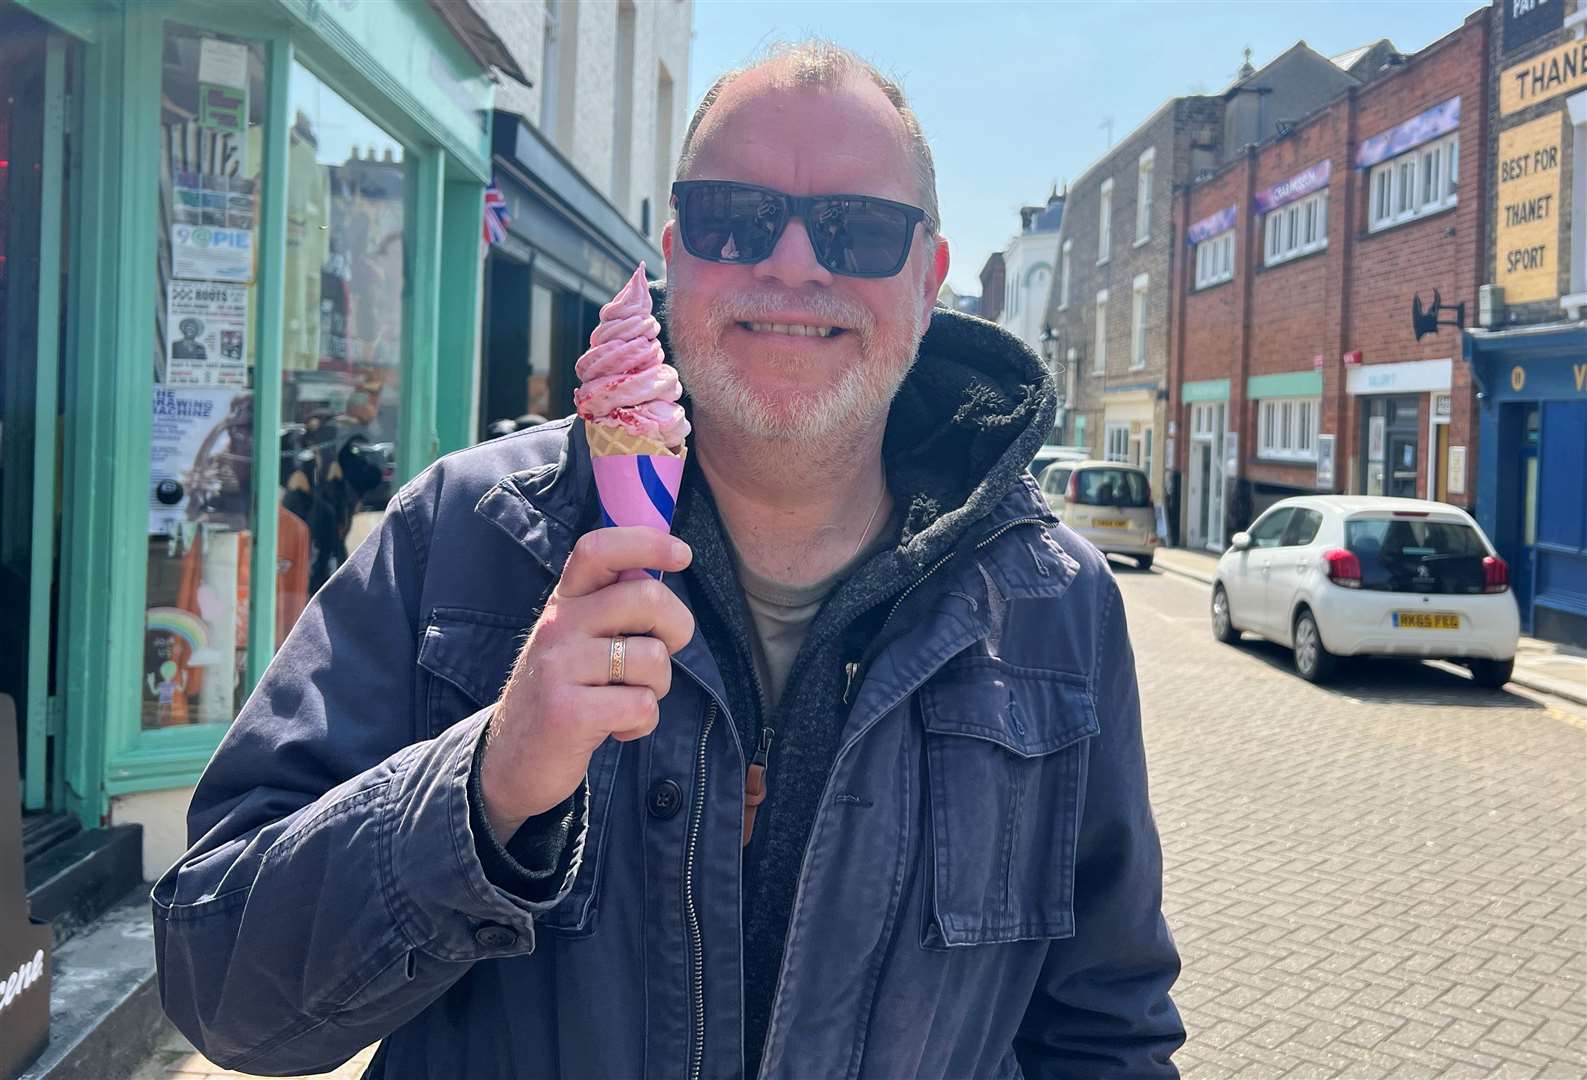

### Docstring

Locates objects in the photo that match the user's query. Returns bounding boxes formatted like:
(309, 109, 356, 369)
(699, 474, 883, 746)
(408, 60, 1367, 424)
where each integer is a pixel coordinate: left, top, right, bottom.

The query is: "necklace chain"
(848, 479, 888, 565)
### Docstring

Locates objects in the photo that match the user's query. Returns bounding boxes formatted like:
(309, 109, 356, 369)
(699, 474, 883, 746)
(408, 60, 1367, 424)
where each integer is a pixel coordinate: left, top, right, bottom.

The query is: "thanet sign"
(1501, 35, 1587, 115)
(1495, 113, 1563, 303)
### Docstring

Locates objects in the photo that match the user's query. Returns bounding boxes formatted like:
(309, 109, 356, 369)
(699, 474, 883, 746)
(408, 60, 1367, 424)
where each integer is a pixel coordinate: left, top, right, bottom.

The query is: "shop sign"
(1186, 204, 1237, 245)
(1346, 358, 1452, 396)
(1254, 159, 1331, 214)
(1316, 434, 1336, 489)
(1500, 30, 1587, 114)
(1506, 0, 1565, 55)
(172, 223, 253, 283)
(0, 695, 51, 1079)
(1493, 358, 1587, 400)
(1495, 112, 1563, 303)
(1356, 97, 1460, 170)
(166, 281, 247, 386)
(1448, 445, 1467, 495)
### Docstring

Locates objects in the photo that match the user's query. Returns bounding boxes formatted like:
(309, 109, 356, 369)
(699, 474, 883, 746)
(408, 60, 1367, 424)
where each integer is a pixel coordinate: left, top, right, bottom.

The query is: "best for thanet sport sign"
(1500, 35, 1587, 115)
(1495, 112, 1564, 304)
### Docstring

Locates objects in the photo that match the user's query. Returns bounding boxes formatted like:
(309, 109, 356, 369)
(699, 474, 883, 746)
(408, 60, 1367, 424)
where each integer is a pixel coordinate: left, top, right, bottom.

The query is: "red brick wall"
(1180, 162, 1248, 390)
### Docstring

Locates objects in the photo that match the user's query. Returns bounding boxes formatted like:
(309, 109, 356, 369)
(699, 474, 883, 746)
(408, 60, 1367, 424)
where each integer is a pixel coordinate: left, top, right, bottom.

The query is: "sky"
(688, 0, 1485, 297)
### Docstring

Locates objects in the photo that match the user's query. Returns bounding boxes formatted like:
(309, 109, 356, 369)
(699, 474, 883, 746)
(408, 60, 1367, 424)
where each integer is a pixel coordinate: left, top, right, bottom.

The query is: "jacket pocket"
(918, 655, 1098, 948)
(415, 607, 617, 936)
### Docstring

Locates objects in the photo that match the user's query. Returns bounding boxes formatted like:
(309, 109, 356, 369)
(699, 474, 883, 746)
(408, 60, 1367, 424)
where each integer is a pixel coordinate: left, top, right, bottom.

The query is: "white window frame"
(1104, 423, 1130, 462)
(1256, 396, 1321, 462)
(1194, 229, 1235, 288)
(1130, 273, 1149, 370)
(1367, 132, 1459, 232)
(1093, 289, 1108, 374)
(1135, 148, 1155, 245)
(1263, 191, 1328, 267)
(1058, 238, 1072, 310)
(1098, 179, 1113, 264)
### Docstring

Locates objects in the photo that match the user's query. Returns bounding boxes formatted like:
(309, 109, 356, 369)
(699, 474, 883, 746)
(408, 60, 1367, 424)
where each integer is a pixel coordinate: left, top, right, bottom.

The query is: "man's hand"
(479, 528, 695, 840)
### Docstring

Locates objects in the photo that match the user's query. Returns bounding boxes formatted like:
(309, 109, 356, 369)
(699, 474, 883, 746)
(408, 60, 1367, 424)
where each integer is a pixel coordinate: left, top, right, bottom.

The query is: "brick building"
(1046, 43, 1366, 514)
(1463, 0, 1587, 646)
(1170, 12, 1489, 552)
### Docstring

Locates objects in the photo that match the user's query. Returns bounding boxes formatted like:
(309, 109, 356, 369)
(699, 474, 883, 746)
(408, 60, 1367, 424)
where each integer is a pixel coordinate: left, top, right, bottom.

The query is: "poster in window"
(149, 387, 249, 534)
(1368, 415, 1386, 461)
(166, 281, 247, 386)
(1448, 445, 1467, 495)
(1316, 434, 1336, 489)
(1223, 431, 1239, 475)
(172, 222, 254, 283)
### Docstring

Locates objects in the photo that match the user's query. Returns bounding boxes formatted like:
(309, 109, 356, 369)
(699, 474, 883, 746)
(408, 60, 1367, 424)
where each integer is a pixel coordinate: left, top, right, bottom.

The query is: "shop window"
(1194, 229, 1235, 288)
(276, 63, 407, 644)
(143, 27, 268, 729)
(1367, 132, 1458, 232)
(1263, 191, 1327, 266)
(1257, 396, 1320, 462)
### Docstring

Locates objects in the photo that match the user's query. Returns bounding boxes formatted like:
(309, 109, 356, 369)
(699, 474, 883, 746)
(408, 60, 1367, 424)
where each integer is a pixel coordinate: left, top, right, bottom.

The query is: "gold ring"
(608, 636, 627, 685)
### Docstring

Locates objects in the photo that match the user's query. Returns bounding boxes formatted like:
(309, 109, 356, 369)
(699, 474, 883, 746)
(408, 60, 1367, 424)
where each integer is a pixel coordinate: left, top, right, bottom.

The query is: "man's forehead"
(686, 71, 916, 199)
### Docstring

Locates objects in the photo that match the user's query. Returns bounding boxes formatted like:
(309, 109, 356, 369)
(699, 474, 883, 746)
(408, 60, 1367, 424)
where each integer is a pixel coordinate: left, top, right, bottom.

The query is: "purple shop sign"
(1186, 204, 1237, 245)
(1355, 96, 1461, 170)
(1254, 159, 1332, 214)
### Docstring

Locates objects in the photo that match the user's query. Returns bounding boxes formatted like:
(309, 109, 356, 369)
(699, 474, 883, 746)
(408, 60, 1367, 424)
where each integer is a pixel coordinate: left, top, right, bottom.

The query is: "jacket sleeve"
(1014, 579, 1185, 1078)
(152, 485, 582, 1076)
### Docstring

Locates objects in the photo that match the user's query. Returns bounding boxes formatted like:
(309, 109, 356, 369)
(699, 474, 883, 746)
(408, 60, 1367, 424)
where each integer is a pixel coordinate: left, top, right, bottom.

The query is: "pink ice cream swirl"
(574, 264, 690, 449)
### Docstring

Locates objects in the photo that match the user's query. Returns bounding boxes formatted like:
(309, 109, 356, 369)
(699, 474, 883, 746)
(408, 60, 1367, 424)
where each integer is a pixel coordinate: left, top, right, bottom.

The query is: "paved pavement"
(131, 556, 1587, 1080)
(1122, 559, 1587, 1078)
(129, 1030, 375, 1080)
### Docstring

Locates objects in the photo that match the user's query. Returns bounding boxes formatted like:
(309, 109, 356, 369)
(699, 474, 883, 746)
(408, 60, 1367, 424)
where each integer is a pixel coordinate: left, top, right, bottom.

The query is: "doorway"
(1360, 395, 1421, 498)
(1188, 402, 1226, 551)
(1, 9, 73, 819)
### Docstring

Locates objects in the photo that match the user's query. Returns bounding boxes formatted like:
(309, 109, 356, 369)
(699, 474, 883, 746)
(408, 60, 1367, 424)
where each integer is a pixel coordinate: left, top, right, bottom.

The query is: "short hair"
(675, 40, 939, 236)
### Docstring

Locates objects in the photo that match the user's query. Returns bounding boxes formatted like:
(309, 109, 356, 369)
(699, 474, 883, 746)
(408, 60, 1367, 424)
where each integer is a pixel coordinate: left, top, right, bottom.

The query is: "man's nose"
(752, 215, 835, 290)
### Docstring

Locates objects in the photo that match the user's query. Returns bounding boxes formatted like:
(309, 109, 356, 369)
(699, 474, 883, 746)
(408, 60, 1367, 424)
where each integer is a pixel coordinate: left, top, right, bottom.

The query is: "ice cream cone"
(586, 422, 684, 460)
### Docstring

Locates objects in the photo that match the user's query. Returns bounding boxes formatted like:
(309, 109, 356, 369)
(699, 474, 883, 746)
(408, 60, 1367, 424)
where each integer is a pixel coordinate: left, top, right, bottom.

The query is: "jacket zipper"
(844, 516, 1051, 704)
(686, 700, 718, 1080)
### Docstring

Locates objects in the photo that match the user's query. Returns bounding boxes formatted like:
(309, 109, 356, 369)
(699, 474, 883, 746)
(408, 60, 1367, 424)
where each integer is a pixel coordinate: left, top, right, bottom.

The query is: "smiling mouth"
(737, 321, 847, 339)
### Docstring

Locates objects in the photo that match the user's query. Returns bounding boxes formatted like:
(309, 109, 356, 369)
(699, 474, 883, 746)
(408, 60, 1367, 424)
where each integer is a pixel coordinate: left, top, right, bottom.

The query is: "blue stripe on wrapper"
(636, 455, 676, 523)
(602, 508, 616, 529)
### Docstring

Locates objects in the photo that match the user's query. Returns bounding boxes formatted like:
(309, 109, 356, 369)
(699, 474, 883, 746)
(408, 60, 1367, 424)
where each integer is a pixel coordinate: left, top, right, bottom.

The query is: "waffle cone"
(585, 422, 684, 459)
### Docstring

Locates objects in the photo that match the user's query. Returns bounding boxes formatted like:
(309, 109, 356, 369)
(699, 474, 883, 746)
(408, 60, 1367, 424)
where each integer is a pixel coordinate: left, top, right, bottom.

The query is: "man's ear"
(923, 234, 950, 322)
(662, 220, 675, 266)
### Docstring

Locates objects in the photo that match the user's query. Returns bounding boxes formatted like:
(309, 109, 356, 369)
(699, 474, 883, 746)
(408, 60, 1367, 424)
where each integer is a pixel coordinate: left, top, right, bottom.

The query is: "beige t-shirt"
(731, 505, 896, 712)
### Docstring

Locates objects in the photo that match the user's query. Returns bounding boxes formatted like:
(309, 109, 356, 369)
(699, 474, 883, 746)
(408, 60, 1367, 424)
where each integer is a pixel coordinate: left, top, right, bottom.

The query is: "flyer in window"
(149, 386, 248, 535)
(166, 280, 248, 386)
(172, 222, 253, 283)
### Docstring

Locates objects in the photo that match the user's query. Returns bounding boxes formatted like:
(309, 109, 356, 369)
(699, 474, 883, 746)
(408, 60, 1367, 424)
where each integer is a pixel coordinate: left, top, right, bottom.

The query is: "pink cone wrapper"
(592, 450, 686, 581)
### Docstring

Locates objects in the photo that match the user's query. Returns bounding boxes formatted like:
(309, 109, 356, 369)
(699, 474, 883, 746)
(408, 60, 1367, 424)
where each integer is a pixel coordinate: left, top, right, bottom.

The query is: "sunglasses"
(670, 180, 933, 278)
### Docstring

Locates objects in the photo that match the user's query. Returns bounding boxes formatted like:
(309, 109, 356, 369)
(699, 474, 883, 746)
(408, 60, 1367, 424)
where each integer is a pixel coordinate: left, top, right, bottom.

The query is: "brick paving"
(129, 1028, 376, 1080)
(1121, 562, 1587, 1078)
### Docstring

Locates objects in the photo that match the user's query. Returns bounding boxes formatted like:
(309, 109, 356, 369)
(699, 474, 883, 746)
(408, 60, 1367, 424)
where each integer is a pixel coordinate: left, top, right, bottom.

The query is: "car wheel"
(1136, 553, 1154, 571)
(1467, 657, 1515, 689)
(1293, 609, 1336, 683)
(1211, 584, 1238, 644)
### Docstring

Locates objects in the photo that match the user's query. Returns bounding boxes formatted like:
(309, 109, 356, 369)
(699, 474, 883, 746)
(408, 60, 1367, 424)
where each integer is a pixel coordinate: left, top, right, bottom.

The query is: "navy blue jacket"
(153, 307, 1183, 1079)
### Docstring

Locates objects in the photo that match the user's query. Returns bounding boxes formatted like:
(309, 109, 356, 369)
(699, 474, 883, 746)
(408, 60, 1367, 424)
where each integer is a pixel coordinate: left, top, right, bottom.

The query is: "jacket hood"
(649, 281, 1058, 567)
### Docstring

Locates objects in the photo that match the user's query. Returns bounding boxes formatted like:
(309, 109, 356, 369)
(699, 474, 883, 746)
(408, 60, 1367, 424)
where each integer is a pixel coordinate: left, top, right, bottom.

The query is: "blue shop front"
(1464, 326, 1587, 647)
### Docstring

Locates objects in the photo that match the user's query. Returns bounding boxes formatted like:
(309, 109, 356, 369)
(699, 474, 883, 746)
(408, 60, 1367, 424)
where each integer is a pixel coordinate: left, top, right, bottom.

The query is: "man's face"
(662, 74, 949, 442)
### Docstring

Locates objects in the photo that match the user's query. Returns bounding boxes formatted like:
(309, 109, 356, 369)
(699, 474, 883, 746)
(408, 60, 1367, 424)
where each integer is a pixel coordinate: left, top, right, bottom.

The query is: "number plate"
(1091, 518, 1128, 529)
(1393, 611, 1459, 630)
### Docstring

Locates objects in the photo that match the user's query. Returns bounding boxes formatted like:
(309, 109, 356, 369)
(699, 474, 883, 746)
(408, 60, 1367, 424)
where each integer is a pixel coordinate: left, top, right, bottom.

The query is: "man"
(154, 42, 1183, 1079)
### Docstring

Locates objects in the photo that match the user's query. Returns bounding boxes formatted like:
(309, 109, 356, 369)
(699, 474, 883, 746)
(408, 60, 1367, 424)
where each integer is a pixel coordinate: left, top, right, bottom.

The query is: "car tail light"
(1323, 548, 1362, 589)
(1483, 555, 1509, 593)
(1066, 472, 1079, 503)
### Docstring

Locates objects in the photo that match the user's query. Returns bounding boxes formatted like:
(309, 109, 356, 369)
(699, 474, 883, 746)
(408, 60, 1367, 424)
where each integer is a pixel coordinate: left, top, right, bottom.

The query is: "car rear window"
(1074, 468, 1149, 508)
(1345, 517, 1489, 594)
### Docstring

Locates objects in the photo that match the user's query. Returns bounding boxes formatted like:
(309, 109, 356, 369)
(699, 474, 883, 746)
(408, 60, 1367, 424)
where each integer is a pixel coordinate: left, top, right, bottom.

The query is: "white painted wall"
(112, 787, 196, 882)
(477, 0, 694, 247)
(998, 229, 1060, 355)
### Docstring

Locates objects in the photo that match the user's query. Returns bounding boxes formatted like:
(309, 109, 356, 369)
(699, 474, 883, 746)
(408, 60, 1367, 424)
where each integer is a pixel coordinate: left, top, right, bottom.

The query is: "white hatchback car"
(1038, 460, 1160, 569)
(1210, 496, 1520, 686)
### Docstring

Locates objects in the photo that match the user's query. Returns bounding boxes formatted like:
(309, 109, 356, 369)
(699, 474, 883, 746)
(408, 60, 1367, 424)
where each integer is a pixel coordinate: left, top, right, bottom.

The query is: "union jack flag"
(483, 180, 510, 246)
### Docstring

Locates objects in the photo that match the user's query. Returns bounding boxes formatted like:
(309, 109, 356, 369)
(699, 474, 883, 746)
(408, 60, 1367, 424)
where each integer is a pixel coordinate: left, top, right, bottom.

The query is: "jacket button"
(474, 924, 518, 950)
(647, 778, 683, 819)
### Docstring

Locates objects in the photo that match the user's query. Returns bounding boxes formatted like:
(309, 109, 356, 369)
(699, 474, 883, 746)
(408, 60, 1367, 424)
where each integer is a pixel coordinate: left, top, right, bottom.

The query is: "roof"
(1271, 495, 1475, 518)
(428, 0, 531, 86)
